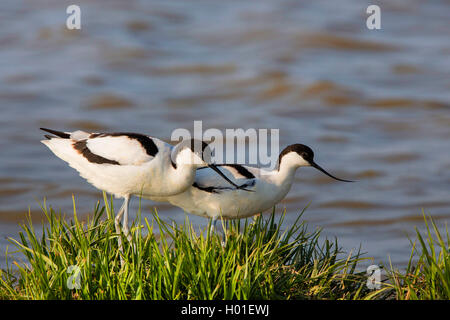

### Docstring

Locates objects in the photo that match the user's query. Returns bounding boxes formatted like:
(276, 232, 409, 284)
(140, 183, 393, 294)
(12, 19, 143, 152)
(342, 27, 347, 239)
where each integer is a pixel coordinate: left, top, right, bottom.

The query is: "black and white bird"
(149, 144, 353, 229)
(40, 128, 242, 245)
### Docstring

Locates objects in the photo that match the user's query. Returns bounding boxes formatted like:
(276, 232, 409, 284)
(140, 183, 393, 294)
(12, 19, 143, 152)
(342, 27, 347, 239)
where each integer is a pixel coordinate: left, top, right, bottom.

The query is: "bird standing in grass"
(40, 128, 242, 249)
(149, 144, 353, 230)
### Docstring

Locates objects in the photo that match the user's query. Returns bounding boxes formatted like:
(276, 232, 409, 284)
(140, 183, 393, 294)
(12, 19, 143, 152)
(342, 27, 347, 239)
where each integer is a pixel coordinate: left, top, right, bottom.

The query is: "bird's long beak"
(310, 161, 354, 182)
(207, 164, 253, 191)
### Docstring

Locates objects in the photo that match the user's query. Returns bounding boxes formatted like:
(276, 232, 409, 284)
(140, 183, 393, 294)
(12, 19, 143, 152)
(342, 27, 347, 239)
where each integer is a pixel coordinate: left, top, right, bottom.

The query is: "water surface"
(0, 0, 449, 268)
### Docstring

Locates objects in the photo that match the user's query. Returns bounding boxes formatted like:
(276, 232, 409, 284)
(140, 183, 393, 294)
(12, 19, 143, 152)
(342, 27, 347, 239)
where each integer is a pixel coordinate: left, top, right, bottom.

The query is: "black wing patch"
(89, 132, 159, 157)
(192, 183, 221, 194)
(221, 164, 255, 179)
(195, 164, 256, 193)
(197, 164, 255, 179)
(73, 140, 120, 165)
(192, 180, 256, 194)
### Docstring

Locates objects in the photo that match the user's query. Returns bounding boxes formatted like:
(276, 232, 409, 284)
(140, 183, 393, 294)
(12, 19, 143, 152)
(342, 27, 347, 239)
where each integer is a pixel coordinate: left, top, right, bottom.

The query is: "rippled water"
(1, 0, 449, 268)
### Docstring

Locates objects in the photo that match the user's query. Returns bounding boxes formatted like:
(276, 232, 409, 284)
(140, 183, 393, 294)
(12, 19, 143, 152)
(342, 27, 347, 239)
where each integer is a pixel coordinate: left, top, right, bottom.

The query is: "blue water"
(0, 0, 449, 268)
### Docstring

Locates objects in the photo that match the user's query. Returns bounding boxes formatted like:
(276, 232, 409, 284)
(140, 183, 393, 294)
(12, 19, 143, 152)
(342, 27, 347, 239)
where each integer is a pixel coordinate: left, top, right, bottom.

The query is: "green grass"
(1, 196, 448, 300)
(367, 213, 450, 300)
(0, 195, 368, 300)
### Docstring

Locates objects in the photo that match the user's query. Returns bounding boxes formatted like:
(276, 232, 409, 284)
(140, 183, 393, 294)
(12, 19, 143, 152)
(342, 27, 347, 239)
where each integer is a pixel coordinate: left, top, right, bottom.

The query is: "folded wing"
(194, 164, 256, 193)
(41, 128, 160, 166)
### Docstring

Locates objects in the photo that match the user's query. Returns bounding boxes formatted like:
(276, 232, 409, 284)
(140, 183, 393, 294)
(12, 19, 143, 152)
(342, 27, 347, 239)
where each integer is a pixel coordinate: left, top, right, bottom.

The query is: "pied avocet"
(40, 128, 242, 245)
(149, 144, 353, 229)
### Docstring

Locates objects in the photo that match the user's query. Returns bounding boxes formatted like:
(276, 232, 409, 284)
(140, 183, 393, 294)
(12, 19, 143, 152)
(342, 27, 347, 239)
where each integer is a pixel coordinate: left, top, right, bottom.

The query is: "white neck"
(270, 152, 306, 193)
(173, 162, 196, 179)
(156, 147, 200, 194)
(165, 162, 197, 194)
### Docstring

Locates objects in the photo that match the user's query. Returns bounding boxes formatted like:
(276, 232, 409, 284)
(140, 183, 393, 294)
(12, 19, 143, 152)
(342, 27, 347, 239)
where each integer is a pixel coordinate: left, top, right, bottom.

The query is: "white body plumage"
(41, 131, 200, 198)
(149, 145, 352, 221)
(40, 128, 241, 255)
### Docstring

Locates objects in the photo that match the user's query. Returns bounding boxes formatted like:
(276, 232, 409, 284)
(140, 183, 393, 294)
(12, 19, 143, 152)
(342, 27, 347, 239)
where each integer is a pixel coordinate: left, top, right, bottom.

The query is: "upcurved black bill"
(207, 164, 254, 192)
(310, 161, 354, 182)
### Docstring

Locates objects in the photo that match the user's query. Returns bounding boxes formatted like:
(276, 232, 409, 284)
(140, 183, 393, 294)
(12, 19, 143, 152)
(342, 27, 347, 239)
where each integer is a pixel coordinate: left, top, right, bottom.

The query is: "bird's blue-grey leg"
(210, 217, 227, 247)
(115, 199, 126, 233)
(121, 195, 131, 242)
(114, 197, 128, 265)
(210, 217, 218, 234)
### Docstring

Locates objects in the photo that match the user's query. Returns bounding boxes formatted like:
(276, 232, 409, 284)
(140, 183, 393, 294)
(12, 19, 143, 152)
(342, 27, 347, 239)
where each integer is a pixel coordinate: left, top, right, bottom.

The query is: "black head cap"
(278, 143, 353, 182)
(278, 144, 314, 167)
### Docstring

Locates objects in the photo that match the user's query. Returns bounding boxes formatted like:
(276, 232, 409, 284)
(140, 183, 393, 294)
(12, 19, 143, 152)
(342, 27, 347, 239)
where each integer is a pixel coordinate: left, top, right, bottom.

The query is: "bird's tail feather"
(40, 128, 71, 139)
